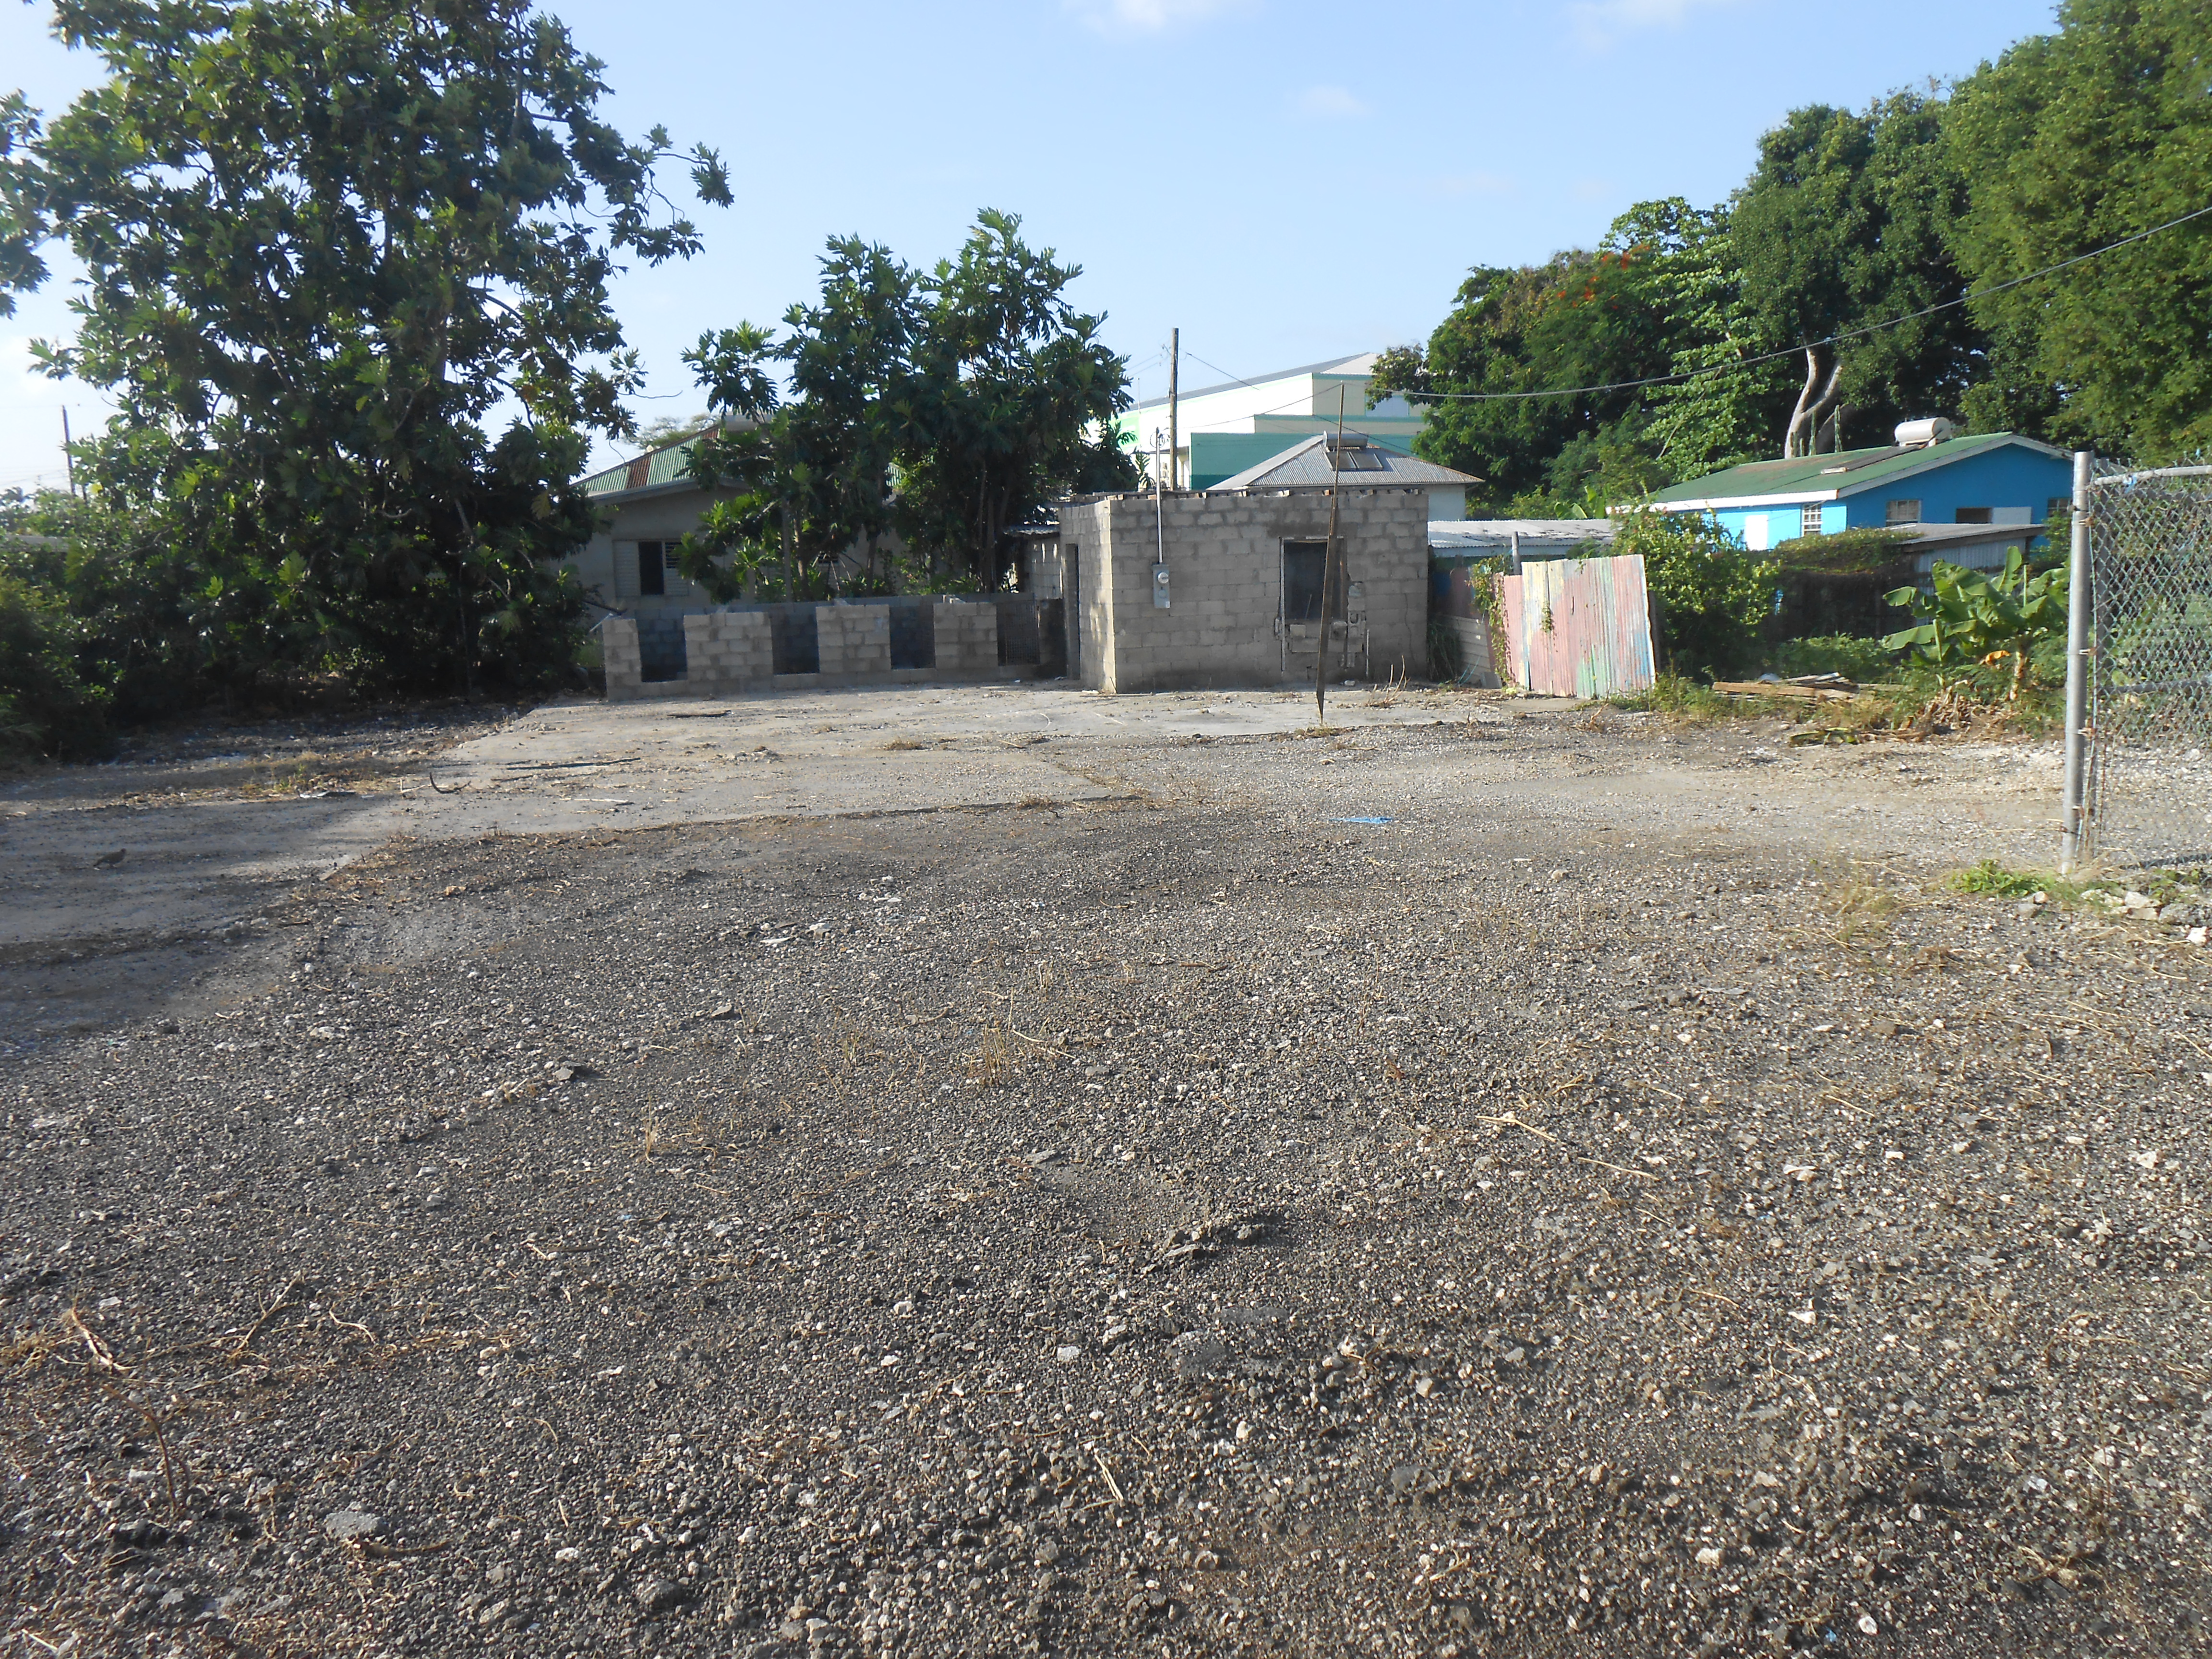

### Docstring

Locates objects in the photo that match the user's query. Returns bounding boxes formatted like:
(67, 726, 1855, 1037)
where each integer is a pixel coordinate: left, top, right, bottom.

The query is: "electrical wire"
(1173, 201, 2212, 411)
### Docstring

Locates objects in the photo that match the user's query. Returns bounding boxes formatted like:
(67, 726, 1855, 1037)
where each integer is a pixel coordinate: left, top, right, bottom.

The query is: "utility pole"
(1316, 386, 1346, 725)
(1166, 329, 1178, 491)
(60, 408, 76, 497)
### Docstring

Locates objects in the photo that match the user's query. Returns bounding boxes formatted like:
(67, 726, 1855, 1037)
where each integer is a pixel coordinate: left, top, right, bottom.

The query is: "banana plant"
(1882, 548, 2066, 699)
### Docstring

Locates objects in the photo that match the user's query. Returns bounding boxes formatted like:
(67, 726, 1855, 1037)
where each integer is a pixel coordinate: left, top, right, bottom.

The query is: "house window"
(1282, 541, 1329, 623)
(638, 541, 670, 596)
(1955, 507, 1993, 525)
(1885, 498, 1921, 526)
(2047, 496, 2070, 521)
(1800, 503, 1825, 538)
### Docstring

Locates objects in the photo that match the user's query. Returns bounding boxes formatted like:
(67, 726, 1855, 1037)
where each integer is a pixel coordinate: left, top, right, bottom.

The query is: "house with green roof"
(1639, 427, 2073, 552)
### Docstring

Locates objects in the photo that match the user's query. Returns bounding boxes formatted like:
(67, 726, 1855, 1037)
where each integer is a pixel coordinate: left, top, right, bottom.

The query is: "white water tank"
(1894, 418, 1957, 448)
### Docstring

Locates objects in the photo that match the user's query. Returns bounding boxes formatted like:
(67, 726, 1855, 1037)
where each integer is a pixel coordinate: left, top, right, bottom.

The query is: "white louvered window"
(1885, 498, 1921, 526)
(1800, 503, 1824, 538)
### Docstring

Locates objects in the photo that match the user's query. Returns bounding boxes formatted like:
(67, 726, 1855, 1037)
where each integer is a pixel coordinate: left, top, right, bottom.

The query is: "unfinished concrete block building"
(1040, 484, 1431, 693)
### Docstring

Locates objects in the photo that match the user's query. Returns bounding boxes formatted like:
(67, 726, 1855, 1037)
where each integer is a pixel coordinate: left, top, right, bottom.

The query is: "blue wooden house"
(1640, 429, 2073, 552)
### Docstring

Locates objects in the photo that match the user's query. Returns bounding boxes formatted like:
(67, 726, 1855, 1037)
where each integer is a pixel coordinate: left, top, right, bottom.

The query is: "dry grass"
(967, 1024, 1011, 1087)
(1814, 863, 1905, 945)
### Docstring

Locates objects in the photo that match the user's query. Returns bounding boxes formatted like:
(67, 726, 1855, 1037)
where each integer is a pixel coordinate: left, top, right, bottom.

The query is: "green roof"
(581, 425, 720, 497)
(1643, 432, 2052, 508)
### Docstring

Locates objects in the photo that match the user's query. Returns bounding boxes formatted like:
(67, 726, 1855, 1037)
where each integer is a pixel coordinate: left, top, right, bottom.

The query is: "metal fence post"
(2058, 450, 2093, 872)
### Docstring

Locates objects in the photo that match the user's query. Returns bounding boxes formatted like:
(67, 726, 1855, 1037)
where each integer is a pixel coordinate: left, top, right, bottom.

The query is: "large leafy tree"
(1604, 198, 1790, 480)
(0, 0, 728, 694)
(680, 211, 1137, 596)
(897, 210, 1137, 586)
(679, 239, 919, 598)
(1732, 92, 1983, 457)
(1947, 0, 2212, 458)
(1370, 248, 1674, 511)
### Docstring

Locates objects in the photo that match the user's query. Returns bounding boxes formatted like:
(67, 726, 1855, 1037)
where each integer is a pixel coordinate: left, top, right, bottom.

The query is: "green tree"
(0, 0, 728, 697)
(897, 210, 1136, 587)
(1371, 250, 1676, 511)
(679, 238, 919, 600)
(1604, 199, 1790, 479)
(1947, 0, 2212, 457)
(1732, 93, 1982, 457)
(681, 212, 1137, 596)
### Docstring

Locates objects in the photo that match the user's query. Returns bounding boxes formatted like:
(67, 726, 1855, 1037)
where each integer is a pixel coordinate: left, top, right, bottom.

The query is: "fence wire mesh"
(2084, 464, 2212, 868)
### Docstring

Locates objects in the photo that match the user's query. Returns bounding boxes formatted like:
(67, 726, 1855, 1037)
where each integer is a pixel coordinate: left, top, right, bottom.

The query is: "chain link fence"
(2080, 464, 2212, 869)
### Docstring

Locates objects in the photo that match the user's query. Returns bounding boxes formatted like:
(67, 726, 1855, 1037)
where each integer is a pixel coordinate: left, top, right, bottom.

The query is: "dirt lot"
(3, 686, 2209, 1659)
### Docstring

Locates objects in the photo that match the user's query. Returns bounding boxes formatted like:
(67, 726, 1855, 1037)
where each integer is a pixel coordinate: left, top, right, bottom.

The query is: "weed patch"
(1952, 860, 2048, 899)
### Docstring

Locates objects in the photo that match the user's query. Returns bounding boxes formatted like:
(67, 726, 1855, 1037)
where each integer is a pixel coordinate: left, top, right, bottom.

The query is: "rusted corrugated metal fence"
(1494, 555, 1655, 698)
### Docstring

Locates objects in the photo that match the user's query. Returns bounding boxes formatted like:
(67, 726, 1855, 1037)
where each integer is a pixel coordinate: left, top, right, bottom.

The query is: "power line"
(1161, 203, 2212, 415)
(1392, 201, 2212, 405)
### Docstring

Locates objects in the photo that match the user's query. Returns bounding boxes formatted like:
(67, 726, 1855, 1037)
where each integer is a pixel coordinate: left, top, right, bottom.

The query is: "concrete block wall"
(601, 618, 646, 701)
(683, 612, 774, 692)
(817, 604, 892, 678)
(1055, 488, 1431, 693)
(933, 598, 1000, 673)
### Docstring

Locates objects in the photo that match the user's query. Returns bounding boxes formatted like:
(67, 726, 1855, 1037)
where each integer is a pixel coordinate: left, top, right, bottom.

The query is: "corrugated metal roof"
(580, 422, 727, 499)
(1643, 432, 2065, 509)
(1205, 433, 1480, 492)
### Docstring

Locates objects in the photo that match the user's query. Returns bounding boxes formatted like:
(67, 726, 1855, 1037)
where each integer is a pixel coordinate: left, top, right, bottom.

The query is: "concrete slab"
(377, 684, 1574, 838)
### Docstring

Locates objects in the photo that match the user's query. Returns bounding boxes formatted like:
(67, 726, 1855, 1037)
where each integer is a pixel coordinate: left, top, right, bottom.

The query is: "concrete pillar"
(817, 604, 892, 678)
(931, 598, 1000, 674)
(601, 618, 644, 701)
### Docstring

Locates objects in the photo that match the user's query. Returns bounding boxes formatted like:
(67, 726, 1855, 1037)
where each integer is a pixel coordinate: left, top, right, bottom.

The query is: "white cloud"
(1068, 0, 1250, 34)
(1297, 85, 1370, 119)
(1566, 0, 1748, 50)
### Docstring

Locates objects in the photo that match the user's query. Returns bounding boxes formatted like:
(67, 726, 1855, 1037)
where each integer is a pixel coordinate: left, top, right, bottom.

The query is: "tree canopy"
(0, 0, 728, 697)
(678, 211, 1138, 597)
(1947, 0, 2212, 457)
(1377, 6, 2209, 508)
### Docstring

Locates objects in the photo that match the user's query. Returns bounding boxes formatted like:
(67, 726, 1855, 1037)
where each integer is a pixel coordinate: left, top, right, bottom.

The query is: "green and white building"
(1115, 352, 1441, 504)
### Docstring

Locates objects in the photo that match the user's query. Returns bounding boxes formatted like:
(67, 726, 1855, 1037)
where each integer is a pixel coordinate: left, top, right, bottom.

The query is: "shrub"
(1882, 549, 2066, 699)
(1951, 859, 2046, 897)
(0, 573, 112, 760)
(1611, 509, 1778, 680)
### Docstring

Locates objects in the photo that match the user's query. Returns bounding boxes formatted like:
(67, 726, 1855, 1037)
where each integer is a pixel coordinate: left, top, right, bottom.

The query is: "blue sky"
(1, 0, 2062, 492)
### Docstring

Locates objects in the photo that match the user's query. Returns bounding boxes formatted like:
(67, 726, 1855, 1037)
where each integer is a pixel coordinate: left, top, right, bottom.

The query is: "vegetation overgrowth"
(1370, 0, 2211, 511)
(1, 0, 2205, 752)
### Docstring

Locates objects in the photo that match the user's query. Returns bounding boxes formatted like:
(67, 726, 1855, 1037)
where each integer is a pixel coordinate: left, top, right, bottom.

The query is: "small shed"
(1043, 482, 1432, 693)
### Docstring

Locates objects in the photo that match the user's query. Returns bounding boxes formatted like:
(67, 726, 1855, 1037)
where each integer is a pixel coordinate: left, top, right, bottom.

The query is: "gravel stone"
(3, 694, 2205, 1656)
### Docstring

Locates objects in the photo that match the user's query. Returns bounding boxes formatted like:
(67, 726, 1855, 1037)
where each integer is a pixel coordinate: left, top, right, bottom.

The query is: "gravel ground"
(4, 708, 2209, 1659)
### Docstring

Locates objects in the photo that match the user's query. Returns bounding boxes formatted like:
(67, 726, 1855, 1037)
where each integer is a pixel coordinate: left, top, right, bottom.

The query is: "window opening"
(1282, 541, 1329, 623)
(1885, 498, 1921, 526)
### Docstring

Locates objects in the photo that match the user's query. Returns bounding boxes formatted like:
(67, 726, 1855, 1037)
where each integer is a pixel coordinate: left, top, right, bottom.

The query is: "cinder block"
(602, 618, 644, 699)
(817, 605, 891, 677)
